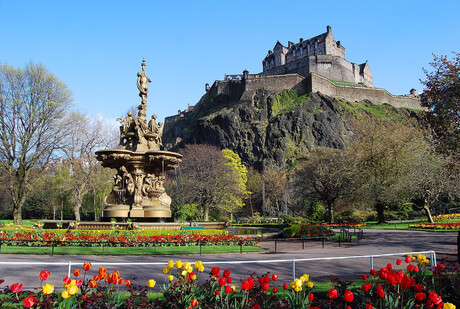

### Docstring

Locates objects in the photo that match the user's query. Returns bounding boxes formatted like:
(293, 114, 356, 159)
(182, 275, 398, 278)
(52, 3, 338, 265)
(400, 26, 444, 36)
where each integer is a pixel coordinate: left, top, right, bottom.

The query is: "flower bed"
(0, 230, 258, 248)
(295, 224, 335, 238)
(0, 254, 458, 308)
(409, 222, 460, 230)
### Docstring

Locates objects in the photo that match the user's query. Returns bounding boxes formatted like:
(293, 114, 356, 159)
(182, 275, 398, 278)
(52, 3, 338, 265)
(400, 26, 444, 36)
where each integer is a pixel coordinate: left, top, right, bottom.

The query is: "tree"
(0, 62, 73, 224)
(421, 52, 460, 156)
(61, 113, 117, 221)
(221, 149, 249, 218)
(292, 147, 351, 223)
(175, 144, 247, 221)
(245, 168, 263, 216)
(261, 165, 288, 217)
(349, 118, 426, 224)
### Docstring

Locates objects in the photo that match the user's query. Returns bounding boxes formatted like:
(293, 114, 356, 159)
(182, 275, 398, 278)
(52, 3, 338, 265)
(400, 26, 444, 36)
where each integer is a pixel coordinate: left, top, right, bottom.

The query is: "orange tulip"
(83, 263, 91, 271)
(73, 269, 81, 277)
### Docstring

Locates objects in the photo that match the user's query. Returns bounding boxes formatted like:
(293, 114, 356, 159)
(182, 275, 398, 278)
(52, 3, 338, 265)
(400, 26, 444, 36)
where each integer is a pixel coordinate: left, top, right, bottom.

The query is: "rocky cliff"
(163, 89, 422, 170)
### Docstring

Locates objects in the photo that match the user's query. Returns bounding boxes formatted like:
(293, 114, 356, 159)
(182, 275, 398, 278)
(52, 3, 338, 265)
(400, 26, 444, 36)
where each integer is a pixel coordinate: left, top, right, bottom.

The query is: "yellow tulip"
(168, 275, 174, 282)
(444, 303, 456, 309)
(294, 279, 302, 288)
(175, 260, 183, 269)
(61, 290, 70, 299)
(231, 285, 236, 291)
(191, 274, 197, 280)
(307, 281, 314, 288)
(147, 279, 156, 288)
(68, 286, 78, 295)
(194, 261, 203, 269)
(300, 274, 309, 282)
(197, 266, 205, 273)
(182, 262, 191, 270)
(167, 260, 174, 269)
(42, 283, 54, 295)
(162, 267, 169, 274)
(294, 286, 302, 292)
(181, 270, 187, 276)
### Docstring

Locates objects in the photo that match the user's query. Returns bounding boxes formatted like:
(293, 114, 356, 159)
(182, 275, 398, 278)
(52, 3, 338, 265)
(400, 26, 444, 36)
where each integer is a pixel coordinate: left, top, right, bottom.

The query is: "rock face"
(163, 89, 421, 170)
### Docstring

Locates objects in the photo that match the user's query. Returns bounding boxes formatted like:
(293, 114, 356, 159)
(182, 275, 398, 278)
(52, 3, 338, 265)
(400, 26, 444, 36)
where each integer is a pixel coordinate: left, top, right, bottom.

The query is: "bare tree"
(292, 147, 351, 223)
(0, 62, 73, 224)
(61, 113, 117, 221)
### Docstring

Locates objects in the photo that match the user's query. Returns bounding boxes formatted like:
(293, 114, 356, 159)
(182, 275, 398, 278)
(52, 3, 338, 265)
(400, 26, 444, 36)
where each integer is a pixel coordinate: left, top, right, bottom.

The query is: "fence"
(0, 250, 436, 284)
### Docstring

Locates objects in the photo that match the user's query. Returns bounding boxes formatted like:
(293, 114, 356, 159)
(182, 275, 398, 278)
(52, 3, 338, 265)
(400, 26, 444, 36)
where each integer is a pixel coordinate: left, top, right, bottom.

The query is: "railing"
(0, 250, 437, 283)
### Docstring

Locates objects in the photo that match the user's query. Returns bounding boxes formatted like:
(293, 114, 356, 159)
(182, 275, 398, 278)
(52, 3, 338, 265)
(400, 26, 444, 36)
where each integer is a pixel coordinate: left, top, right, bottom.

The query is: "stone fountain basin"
(95, 149, 182, 170)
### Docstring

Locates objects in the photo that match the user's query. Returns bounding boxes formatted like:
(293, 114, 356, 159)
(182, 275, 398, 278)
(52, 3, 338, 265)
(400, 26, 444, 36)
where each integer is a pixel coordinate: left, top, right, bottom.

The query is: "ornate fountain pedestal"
(95, 149, 182, 220)
(95, 59, 182, 221)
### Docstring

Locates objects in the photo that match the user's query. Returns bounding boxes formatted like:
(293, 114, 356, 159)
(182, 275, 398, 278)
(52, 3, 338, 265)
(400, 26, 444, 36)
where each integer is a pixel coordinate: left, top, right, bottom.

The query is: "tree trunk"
(423, 199, 435, 224)
(327, 202, 334, 224)
(376, 201, 385, 224)
(204, 205, 209, 222)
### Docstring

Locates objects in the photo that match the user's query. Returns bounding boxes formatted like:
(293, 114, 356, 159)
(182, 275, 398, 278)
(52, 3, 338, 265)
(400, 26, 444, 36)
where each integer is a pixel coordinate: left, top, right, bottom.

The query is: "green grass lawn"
(0, 244, 264, 255)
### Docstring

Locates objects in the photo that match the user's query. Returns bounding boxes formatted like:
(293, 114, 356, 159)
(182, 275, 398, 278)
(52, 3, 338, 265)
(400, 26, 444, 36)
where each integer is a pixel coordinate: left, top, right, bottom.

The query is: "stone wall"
(307, 73, 424, 109)
(242, 74, 308, 101)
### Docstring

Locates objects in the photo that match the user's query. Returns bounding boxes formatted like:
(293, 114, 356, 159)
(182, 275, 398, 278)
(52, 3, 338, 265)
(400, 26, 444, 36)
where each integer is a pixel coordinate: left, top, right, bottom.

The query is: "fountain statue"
(95, 59, 182, 221)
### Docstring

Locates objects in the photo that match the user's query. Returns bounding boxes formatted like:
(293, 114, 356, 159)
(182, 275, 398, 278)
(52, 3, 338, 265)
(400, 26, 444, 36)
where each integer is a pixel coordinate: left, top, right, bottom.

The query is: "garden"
(0, 254, 458, 308)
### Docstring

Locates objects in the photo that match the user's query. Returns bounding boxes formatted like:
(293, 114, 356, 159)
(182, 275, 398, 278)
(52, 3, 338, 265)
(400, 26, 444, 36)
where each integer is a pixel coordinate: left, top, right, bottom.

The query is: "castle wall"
(307, 73, 424, 110)
(241, 74, 308, 101)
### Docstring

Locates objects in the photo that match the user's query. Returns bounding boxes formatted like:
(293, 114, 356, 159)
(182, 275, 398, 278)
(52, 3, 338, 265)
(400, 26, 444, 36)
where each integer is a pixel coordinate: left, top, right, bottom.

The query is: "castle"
(165, 26, 423, 131)
(262, 25, 373, 87)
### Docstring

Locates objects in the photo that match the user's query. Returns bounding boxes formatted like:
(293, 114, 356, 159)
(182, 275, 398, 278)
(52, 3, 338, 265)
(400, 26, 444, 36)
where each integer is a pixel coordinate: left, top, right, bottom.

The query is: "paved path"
(0, 230, 457, 291)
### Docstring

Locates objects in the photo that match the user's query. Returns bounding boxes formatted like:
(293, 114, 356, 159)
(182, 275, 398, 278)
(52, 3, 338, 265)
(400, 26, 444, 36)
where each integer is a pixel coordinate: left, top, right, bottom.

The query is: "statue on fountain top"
(117, 59, 164, 151)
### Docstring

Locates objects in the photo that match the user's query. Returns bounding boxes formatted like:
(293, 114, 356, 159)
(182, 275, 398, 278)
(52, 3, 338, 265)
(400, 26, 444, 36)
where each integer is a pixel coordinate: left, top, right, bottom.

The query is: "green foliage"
(175, 203, 198, 221)
(220, 149, 249, 214)
(22, 190, 53, 219)
(271, 90, 309, 116)
(283, 224, 301, 238)
(305, 200, 326, 222)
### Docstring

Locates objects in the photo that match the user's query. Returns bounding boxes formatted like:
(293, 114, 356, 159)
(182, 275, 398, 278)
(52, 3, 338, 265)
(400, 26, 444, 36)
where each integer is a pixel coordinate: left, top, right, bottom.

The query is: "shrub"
(283, 224, 301, 238)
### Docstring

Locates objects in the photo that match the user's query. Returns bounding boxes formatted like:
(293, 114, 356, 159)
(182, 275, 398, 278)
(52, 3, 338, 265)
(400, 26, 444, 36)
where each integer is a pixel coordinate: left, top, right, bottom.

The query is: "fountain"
(95, 59, 182, 222)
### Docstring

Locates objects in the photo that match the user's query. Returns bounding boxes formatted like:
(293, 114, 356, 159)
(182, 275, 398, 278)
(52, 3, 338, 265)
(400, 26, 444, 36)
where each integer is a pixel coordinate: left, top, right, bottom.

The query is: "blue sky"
(1, 0, 459, 123)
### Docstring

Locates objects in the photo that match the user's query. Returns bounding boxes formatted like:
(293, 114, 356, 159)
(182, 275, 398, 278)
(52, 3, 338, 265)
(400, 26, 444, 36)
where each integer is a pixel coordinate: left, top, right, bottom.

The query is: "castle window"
(315, 41, 318, 49)
(307, 44, 311, 52)
(300, 46, 303, 54)
(293, 49, 296, 57)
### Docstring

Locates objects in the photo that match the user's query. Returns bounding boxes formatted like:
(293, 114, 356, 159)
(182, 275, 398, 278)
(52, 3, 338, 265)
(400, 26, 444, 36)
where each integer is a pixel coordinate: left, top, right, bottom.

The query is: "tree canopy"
(0, 62, 73, 223)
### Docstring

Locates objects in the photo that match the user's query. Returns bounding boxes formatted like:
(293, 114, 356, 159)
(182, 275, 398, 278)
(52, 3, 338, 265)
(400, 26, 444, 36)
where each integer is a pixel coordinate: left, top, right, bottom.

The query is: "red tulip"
(273, 287, 278, 293)
(308, 293, 314, 301)
(405, 256, 412, 263)
(362, 274, 367, 281)
(415, 292, 426, 301)
(396, 259, 402, 265)
(328, 288, 338, 299)
(428, 291, 442, 305)
(370, 269, 377, 277)
(413, 266, 419, 273)
(283, 283, 288, 289)
(225, 285, 232, 294)
(366, 305, 373, 309)
(386, 263, 393, 271)
(362, 282, 372, 293)
(242, 280, 250, 290)
(39, 270, 50, 281)
(218, 277, 227, 287)
(83, 262, 91, 271)
(272, 274, 278, 281)
(211, 267, 220, 277)
(11, 283, 23, 293)
(227, 277, 232, 284)
(223, 269, 231, 278)
(407, 264, 414, 272)
(215, 289, 220, 295)
(253, 305, 260, 309)
(191, 299, 198, 307)
(23, 296, 35, 308)
(343, 290, 354, 303)
(414, 284, 424, 292)
(73, 269, 81, 277)
(89, 280, 97, 288)
(125, 280, 131, 287)
(376, 285, 385, 298)
(262, 283, 269, 291)
(264, 276, 270, 283)
(400, 275, 414, 291)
